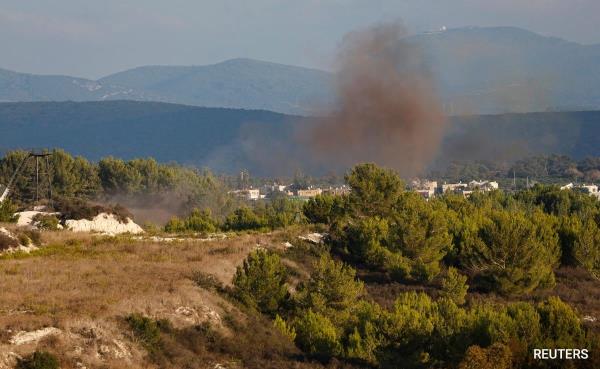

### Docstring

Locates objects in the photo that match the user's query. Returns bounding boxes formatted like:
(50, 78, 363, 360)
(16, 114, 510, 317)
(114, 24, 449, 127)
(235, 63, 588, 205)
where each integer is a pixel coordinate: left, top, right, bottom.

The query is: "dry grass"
(0, 227, 338, 369)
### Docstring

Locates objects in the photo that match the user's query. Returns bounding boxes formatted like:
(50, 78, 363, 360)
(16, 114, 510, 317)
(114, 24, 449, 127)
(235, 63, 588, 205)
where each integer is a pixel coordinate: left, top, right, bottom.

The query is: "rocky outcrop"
(64, 213, 144, 235)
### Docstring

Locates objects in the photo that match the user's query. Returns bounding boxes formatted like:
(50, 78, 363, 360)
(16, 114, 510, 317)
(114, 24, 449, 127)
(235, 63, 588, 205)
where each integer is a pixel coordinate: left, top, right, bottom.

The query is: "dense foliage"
(0, 149, 236, 218)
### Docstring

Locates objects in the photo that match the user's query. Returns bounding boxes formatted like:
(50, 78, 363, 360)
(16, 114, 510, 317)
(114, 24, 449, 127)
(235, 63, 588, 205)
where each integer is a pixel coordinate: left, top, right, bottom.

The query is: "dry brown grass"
(0, 229, 315, 368)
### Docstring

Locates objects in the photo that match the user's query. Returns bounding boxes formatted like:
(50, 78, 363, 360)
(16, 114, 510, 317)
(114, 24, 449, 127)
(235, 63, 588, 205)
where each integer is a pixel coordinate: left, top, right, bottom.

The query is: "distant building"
(410, 179, 438, 199)
(296, 188, 323, 198)
(579, 184, 599, 194)
(230, 188, 260, 200)
(323, 185, 351, 196)
(468, 180, 499, 192)
(441, 182, 468, 193)
(560, 183, 575, 190)
(262, 183, 288, 194)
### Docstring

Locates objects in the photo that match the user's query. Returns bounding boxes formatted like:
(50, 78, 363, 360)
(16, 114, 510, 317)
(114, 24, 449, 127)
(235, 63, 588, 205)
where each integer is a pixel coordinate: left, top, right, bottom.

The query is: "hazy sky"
(2, 0, 600, 79)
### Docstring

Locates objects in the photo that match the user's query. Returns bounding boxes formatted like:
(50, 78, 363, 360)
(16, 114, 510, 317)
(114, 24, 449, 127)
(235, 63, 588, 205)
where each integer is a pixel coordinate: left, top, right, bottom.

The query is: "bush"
(296, 255, 364, 315)
(536, 296, 585, 348)
(33, 214, 60, 230)
(440, 267, 469, 305)
(164, 209, 217, 233)
(458, 343, 512, 369)
(274, 314, 296, 341)
(52, 196, 132, 222)
(224, 206, 266, 231)
(0, 199, 17, 223)
(294, 310, 341, 358)
(126, 313, 162, 353)
(0, 232, 19, 251)
(16, 351, 59, 369)
(233, 250, 289, 315)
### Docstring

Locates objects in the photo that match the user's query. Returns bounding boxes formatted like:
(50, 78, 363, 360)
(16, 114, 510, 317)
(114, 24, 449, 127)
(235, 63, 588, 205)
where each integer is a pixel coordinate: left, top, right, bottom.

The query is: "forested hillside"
(2, 101, 600, 175)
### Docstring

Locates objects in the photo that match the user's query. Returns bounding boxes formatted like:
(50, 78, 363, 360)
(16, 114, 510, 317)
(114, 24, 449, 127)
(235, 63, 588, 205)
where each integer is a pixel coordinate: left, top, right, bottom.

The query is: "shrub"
(458, 343, 512, 369)
(224, 206, 266, 231)
(126, 313, 162, 353)
(164, 209, 217, 233)
(233, 250, 289, 315)
(440, 267, 469, 305)
(16, 351, 59, 369)
(294, 310, 341, 358)
(184, 208, 217, 233)
(274, 314, 296, 341)
(0, 232, 19, 251)
(536, 296, 585, 348)
(33, 214, 60, 230)
(192, 271, 223, 291)
(295, 254, 364, 315)
(0, 199, 17, 223)
(21, 229, 41, 246)
(164, 216, 186, 233)
(52, 196, 132, 222)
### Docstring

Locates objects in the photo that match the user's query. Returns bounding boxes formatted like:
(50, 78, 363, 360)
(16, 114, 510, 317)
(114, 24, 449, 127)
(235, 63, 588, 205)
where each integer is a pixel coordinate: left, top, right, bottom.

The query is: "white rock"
(9, 327, 62, 345)
(298, 232, 326, 244)
(65, 213, 144, 235)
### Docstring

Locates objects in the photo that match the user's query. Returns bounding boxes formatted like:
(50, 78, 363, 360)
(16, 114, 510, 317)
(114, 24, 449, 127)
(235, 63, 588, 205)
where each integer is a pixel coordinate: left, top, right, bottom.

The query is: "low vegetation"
(16, 351, 59, 369)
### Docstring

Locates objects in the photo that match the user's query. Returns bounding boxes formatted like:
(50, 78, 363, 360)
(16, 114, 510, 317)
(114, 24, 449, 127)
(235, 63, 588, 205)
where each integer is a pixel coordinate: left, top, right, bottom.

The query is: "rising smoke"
(300, 22, 446, 177)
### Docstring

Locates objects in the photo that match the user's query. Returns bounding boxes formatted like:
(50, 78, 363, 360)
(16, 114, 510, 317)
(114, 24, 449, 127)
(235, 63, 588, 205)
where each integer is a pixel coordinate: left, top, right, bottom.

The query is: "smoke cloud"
(300, 22, 446, 177)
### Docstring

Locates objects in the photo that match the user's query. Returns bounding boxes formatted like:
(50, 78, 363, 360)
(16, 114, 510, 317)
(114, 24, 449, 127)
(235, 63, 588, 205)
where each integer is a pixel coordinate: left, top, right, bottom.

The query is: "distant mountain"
(99, 58, 334, 115)
(0, 59, 332, 115)
(2, 101, 600, 175)
(0, 68, 147, 103)
(413, 26, 600, 113)
(1, 27, 599, 114)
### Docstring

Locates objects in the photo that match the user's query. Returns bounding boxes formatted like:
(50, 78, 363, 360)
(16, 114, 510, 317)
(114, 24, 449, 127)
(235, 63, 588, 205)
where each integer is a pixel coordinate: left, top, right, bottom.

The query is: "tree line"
(432, 154, 600, 183)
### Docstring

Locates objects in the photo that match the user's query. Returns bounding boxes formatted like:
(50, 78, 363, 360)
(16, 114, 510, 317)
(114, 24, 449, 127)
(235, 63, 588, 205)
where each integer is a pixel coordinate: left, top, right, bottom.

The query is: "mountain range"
(1, 101, 600, 175)
(1, 27, 599, 115)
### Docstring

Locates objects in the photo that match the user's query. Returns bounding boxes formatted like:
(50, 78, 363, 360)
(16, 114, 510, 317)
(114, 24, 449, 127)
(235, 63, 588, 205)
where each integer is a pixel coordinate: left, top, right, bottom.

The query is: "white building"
(230, 188, 260, 200)
(468, 180, 499, 191)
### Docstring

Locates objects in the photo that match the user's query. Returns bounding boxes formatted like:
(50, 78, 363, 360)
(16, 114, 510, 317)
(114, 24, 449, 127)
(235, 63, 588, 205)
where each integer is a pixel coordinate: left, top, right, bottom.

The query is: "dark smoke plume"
(301, 22, 446, 177)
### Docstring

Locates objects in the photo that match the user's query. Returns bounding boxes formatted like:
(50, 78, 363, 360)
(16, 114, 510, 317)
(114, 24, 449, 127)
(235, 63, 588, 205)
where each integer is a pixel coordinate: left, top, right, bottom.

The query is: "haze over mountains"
(1, 27, 599, 115)
(2, 101, 600, 175)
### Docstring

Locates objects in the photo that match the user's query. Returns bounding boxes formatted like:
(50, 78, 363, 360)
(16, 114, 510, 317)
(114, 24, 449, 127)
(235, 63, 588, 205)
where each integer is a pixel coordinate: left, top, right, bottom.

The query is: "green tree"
(345, 163, 404, 217)
(233, 250, 289, 315)
(458, 343, 512, 369)
(295, 255, 364, 316)
(303, 193, 345, 224)
(571, 217, 600, 279)
(294, 310, 342, 358)
(440, 267, 469, 305)
(460, 208, 559, 295)
(389, 192, 452, 281)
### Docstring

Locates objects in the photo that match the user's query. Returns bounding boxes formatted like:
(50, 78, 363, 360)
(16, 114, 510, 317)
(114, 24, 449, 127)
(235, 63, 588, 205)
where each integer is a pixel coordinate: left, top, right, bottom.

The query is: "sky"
(2, 0, 600, 79)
